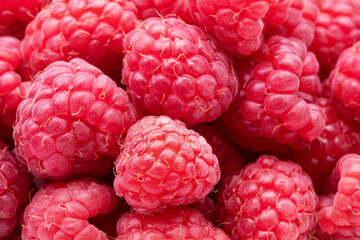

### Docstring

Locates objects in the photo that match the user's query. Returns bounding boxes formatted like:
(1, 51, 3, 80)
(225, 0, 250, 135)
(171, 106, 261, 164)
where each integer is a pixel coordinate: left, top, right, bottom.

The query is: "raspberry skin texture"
(122, 17, 238, 125)
(317, 154, 360, 239)
(116, 206, 230, 240)
(192, 123, 244, 180)
(328, 41, 360, 123)
(20, 0, 139, 81)
(217, 155, 318, 240)
(223, 36, 325, 152)
(188, 0, 292, 56)
(13, 58, 139, 179)
(132, 0, 194, 24)
(21, 178, 118, 240)
(114, 115, 220, 214)
(0, 141, 33, 238)
(310, 0, 360, 71)
(0, 0, 49, 38)
(266, 0, 320, 46)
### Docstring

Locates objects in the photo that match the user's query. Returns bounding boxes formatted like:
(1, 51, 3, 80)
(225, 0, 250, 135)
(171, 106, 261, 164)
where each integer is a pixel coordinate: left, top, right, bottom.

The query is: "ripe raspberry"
(318, 154, 360, 239)
(192, 123, 244, 180)
(21, 178, 118, 240)
(328, 41, 360, 123)
(266, 0, 320, 46)
(20, 0, 139, 81)
(116, 206, 230, 239)
(218, 155, 318, 239)
(114, 115, 220, 214)
(0, 141, 33, 238)
(188, 0, 292, 56)
(0, 36, 32, 142)
(310, 0, 360, 71)
(132, 0, 193, 23)
(123, 17, 238, 125)
(13, 58, 139, 179)
(223, 36, 325, 152)
(0, 0, 49, 38)
(286, 97, 359, 193)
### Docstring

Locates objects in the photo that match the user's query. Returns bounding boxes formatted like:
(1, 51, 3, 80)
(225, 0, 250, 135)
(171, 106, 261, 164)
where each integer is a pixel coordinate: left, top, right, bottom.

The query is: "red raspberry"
(318, 154, 360, 239)
(122, 17, 238, 125)
(217, 155, 318, 239)
(310, 0, 360, 71)
(188, 196, 215, 221)
(0, 36, 31, 142)
(223, 36, 324, 152)
(0, 141, 33, 238)
(116, 206, 230, 239)
(132, 0, 193, 23)
(328, 41, 360, 123)
(20, 0, 139, 81)
(192, 123, 244, 180)
(13, 58, 139, 179)
(114, 115, 220, 214)
(21, 178, 118, 240)
(188, 0, 292, 56)
(266, 0, 320, 46)
(286, 97, 360, 193)
(0, 0, 49, 38)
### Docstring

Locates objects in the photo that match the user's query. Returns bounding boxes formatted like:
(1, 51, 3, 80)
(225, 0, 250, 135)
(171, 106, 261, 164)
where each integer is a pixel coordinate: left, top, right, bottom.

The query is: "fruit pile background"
(1, 0, 360, 239)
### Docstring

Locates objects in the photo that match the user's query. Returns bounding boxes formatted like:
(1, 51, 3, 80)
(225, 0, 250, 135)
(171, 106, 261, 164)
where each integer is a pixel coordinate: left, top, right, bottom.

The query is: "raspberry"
(21, 178, 118, 240)
(188, 0, 292, 56)
(132, 0, 193, 23)
(328, 41, 360, 123)
(114, 115, 220, 214)
(318, 154, 360, 239)
(310, 0, 360, 71)
(116, 206, 230, 239)
(13, 58, 139, 179)
(0, 0, 49, 38)
(122, 17, 238, 125)
(0, 141, 33, 238)
(217, 155, 318, 239)
(287, 97, 360, 193)
(266, 0, 320, 46)
(0, 36, 32, 141)
(20, 0, 139, 81)
(223, 36, 325, 152)
(192, 123, 244, 180)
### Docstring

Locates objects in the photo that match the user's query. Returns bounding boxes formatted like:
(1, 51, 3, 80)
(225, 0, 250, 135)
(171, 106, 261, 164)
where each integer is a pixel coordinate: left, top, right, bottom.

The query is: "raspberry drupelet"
(0, 0, 49, 38)
(13, 58, 139, 179)
(114, 115, 220, 214)
(223, 36, 325, 152)
(20, 0, 139, 81)
(188, 0, 292, 56)
(318, 154, 360, 239)
(0, 141, 33, 238)
(217, 155, 318, 240)
(21, 178, 118, 240)
(310, 0, 360, 72)
(122, 16, 238, 125)
(116, 206, 230, 239)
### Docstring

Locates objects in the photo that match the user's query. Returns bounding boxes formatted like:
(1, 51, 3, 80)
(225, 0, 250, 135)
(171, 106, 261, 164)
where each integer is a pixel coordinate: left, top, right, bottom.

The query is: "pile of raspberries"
(2, 0, 360, 239)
